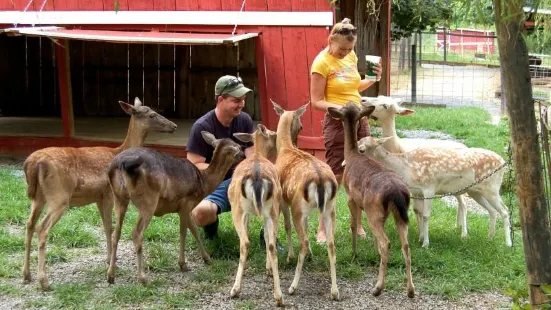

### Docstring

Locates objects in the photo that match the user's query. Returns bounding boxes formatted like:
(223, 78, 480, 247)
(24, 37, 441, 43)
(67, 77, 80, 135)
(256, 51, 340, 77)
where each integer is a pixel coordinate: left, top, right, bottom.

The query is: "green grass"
(0, 106, 527, 308)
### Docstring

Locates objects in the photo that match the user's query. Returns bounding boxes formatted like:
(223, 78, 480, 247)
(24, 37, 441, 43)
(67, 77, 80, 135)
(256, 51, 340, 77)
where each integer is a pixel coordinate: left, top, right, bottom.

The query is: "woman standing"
(311, 18, 382, 243)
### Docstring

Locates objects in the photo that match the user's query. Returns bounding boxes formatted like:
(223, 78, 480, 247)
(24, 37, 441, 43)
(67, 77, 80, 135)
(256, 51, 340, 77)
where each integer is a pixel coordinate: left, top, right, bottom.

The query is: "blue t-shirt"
(186, 110, 254, 180)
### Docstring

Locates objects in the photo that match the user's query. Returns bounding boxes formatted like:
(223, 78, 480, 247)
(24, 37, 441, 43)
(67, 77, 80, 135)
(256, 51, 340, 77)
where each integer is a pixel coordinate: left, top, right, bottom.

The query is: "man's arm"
(187, 152, 209, 170)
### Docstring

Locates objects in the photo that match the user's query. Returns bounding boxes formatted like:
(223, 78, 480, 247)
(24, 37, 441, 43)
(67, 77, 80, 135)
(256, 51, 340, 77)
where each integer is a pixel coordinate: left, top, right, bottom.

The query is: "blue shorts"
(204, 178, 232, 214)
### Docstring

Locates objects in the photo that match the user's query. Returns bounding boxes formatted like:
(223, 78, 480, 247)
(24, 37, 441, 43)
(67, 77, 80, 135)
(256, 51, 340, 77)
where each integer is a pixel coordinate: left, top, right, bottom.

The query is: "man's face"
(218, 94, 246, 117)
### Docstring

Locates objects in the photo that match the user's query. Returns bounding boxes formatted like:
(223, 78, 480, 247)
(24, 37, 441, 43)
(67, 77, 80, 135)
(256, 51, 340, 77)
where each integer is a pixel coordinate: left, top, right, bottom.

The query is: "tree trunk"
(493, 0, 551, 306)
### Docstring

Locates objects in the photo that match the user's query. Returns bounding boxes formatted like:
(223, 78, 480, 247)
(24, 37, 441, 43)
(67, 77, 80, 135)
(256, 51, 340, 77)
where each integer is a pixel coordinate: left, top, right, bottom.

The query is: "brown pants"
(322, 113, 371, 176)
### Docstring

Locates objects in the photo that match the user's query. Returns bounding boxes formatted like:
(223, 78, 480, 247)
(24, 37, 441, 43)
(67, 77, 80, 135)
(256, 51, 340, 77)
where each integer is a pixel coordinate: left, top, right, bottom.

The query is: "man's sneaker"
(259, 227, 285, 251)
(203, 217, 219, 240)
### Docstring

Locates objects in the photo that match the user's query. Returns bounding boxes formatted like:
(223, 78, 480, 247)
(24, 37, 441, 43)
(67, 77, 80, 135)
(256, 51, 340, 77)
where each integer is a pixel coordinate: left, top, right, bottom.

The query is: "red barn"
(0, 1, 390, 159)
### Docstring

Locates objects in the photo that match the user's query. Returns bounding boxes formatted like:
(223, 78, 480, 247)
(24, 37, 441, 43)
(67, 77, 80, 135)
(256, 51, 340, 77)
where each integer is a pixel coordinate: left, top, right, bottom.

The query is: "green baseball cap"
(214, 75, 252, 98)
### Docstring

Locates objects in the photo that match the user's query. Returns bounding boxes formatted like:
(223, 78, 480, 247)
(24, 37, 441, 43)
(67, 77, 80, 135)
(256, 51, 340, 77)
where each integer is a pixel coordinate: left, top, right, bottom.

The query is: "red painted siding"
(154, 0, 176, 11)
(79, 0, 104, 10)
(175, 0, 198, 10)
(0, 0, 13, 10)
(11, 0, 28, 10)
(198, 0, 222, 10)
(260, 26, 286, 131)
(291, 0, 316, 11)
(33, 0, 56, 11)
(305, 27, 329, 136)
(247, 0, 268, 11)
(221, 0, 245, 11)
(281, 26, 312, 135)
(127, 0, 154, 10)
(55, 0, 79, 10)
(267, 0, 292, 11)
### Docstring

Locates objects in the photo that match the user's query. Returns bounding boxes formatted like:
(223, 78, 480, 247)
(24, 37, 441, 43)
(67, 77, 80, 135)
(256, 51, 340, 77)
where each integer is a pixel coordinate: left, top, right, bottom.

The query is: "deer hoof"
(407, 288, 415, 298)
(331, 288, 340, 301)
(286, 254, 294, 264)
(230, 286, 240, 298)
(39, 278, 51, 291)
(275, 295, 284, 307)
(372, 286, 383, 297)
(288, 285, 297, 295)
(107, 276, 115, 284)
(22, 273, 31, 284)
(138, 277, 149, 285)
(179, 263, 191, 272)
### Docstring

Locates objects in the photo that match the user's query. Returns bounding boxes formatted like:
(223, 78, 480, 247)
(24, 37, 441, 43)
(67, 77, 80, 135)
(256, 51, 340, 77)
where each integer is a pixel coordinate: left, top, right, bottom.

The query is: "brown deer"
(327, 102, 415, 298)
(22, 97, 177, 290)
(106, 132, 245, 284)
(271, 100, 340, 301)
(228, 124, 286, 307)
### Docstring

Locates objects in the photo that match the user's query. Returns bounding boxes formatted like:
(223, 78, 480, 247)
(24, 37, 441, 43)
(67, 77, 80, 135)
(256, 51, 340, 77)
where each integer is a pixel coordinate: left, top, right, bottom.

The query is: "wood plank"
(266, 0, 291, 11)
(221, 0, 244, 11)
(79, 0, 104, 10)
(291, 0, 316, 11)
(128, 0, 153, 10)
(129, 44, 145, 109)
(96, 42, 128, 116)
(0, 0, 13, 9)
(54, 0, 79, 10)
(81, 40, 101, 116)
(56, 39, 74, 137)
(0, 36, 26, 116)
(68, 40, 85, 116)
(112, 0, 129, 11)
(261, 27, 286, 131)
(255, 32, 269, 125)
(26, 37, 41, 116)
(40, 39, 58, 116)
(247, 0, 267, 11)
(281, 26, 312, 136)
(143, 44, 160, 111)
(33, 0, 55, 11)
(175, 0, 198, 10)
(11, 0, 30, 10)
(154, 0, 175, 11)
(316, 0, 333, 11)
(197, 0, 221, 10)
(305, 27, 329, 136)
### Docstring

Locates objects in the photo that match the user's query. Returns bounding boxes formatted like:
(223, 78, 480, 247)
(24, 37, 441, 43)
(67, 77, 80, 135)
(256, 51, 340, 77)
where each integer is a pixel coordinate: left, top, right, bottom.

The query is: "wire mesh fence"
(389, 28, 551, 118)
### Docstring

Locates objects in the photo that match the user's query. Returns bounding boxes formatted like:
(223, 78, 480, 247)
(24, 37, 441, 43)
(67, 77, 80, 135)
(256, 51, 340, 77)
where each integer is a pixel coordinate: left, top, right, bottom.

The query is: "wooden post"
(494, 0, 551, 306)
(55, 39, 74, 138)
(379, 0, 391, 96)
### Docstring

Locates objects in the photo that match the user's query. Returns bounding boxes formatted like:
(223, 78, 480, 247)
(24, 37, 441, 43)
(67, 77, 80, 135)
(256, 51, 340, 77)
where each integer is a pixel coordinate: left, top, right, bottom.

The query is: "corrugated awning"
(3, 27, 258, 45)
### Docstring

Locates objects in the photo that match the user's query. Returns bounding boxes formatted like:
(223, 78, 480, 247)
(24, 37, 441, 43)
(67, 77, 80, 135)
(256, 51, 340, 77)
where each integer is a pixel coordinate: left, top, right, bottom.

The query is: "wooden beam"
(56, 39, 74, 138)
(380, 0, 391, 96)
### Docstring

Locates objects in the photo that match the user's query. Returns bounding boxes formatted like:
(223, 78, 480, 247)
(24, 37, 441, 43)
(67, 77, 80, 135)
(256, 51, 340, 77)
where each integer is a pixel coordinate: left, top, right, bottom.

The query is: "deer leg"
(132, 209, 154, 284)
(107, 195, 129, 284)
(230, 209, 249, 299)
(37, 202, 68, 290)
(177, 211, 190, 272)
(281, 203, 294, 264)
(480, 192, 512, 247)
(412, 198, 424, 242)
(367, 214, 390, 297)
(455, 195, 468, 238)
(394, 213, 415, 298)
(469, 192, 498, 240)
(323, 202, 340, 301)
(97, 195, 114, 264)
(289, 208, 309, 295)
(420, 193, 434, 248)
(187, 212, 211, 264)
(265, 207, 284, 306)
(23, 197, 45, 284)
(347, 198, 359, 259)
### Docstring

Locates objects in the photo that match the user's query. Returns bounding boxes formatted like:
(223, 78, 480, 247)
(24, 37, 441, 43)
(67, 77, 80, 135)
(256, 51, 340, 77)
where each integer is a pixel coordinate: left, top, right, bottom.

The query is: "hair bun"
(341, 18, 352, 24)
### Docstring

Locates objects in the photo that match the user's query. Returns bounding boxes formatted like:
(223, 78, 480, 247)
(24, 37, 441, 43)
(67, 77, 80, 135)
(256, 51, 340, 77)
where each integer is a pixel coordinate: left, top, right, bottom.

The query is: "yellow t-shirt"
(310, 48, 361, 106)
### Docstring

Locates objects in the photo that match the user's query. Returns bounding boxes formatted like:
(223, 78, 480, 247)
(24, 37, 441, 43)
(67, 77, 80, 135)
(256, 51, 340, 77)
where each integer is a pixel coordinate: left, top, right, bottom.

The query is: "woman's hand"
(373, 63, 383, 81)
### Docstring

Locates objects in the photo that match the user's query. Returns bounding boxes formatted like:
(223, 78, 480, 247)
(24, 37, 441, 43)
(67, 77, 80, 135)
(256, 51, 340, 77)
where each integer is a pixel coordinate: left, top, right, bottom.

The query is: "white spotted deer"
(272, 100, 340, 301)
(22, 97, 177, 290)
(357, 136, 512, 248)
(327, 102, 415, 298)
(228, 124, 286, 307)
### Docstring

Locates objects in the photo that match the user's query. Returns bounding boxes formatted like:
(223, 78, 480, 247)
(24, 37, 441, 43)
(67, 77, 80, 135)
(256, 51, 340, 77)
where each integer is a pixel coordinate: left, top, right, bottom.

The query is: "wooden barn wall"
(6, 0, 331, 11)
(66, 39, 260, 120)
(0, 36, 59, 117)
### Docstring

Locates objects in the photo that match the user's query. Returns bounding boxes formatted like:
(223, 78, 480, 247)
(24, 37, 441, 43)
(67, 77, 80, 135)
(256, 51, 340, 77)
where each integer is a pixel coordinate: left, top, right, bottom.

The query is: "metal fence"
(389, 28, 551, 117)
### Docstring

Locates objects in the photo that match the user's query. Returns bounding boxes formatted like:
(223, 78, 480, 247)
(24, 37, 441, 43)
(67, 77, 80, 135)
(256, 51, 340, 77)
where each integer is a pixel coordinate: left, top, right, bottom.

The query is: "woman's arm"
(310, 73, 344, 112)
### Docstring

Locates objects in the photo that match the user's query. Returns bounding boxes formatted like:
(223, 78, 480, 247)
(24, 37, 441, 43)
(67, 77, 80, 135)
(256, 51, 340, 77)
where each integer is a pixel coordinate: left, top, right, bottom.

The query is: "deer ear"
(271, 99, 285, 116)
(201, 131, 218, 147)
(257, 124, 269, 138)
(358, 105, 375, 120)
(119, 101, 137, 115)
(295, 102, 309, 118)
(134, 97, 143, 107)
(378, 136, 393, 145)
(397, 108, 415, 116)
(327, 107, 343, 120)
(233, 132, 254, 143)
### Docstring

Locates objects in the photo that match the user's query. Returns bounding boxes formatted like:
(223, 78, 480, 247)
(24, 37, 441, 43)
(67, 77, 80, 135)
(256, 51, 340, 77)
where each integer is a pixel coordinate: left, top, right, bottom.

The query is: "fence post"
(411, 44, 417, 103)
(418, 32, 422, 65)
(443, 27, 447, 63)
